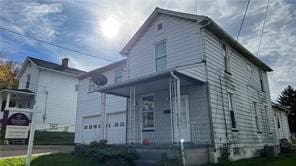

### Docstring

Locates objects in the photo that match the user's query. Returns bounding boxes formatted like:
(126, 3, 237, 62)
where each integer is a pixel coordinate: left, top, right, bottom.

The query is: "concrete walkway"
(0, 145, 74, 158)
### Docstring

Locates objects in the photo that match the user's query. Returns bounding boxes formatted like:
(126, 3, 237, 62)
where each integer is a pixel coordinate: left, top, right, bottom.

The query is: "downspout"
(170, 71, 181, 143)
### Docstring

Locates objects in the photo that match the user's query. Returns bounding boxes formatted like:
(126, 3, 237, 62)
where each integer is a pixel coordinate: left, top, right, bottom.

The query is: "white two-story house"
(17, 57, 85, 132)
(74, 60, 127, 144)
(97, 8, 277, 165)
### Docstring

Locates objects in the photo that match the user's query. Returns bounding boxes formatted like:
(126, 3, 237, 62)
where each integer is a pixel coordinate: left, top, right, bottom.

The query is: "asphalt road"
(0, 145, 74, 158)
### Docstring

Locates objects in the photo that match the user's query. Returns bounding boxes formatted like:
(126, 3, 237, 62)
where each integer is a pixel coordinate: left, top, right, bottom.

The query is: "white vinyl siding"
(88, 79, 96, 93)
(203, 29, 275, 150)
(127, 14, 203, 79)
(253, 102, 260, 132)
(155, 41, 167, 72)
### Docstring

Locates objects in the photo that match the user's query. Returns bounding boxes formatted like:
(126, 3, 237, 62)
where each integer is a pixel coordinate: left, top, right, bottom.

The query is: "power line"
(0, 27, 116, 63)
(256, 0, 270, 57)
(236, 0, 251, 40)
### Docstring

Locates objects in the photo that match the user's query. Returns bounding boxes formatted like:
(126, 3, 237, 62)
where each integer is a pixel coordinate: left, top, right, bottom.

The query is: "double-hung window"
(114, 69, 123, 83)
(222, 43, 230, 73)
(253, 102, 260, 132)
(264, 106, 271, 133)
(142, 96, 154, 129)
(228, 93, 237, 129)
(88, 79, 96, 92)
(259, 70, 265, 92)
(155, 41, 167, 72)
(26, 74, 31, 89)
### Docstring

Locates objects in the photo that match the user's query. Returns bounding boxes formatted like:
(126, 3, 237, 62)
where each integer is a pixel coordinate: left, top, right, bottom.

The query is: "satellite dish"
(91, 74, 108, 86)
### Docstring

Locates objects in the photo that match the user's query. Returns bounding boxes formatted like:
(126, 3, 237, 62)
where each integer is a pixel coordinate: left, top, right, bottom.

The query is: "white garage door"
(82, 116, 101, 144)
(106, 112, 126, 144)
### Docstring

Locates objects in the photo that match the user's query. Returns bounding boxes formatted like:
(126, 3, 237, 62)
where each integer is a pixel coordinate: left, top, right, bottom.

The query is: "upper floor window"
(259, 70, 265, 92)
(222, 43, 230, 73)
(88, 79, 96, 93)
(155, 41, 167, 72)
(26, 74, 31, 89)
(114, 69, 123, 83)
(227, 92, 237, 129)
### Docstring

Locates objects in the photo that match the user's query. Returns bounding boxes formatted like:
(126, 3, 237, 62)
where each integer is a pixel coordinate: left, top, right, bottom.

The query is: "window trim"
(264, 105, 271, 134)
(253, 102, 261, 132)
(26, 74, 31, 89)
(227, 92, 237, 130)
(222, 43, 231, 74)
(259, 69, 265, 92)
(156, 20, 165, 33)
(154, 40, 167, 72)
(141, 94, 155, 130)
(88, 79, 96, 93)
(114, 69, 123, 83)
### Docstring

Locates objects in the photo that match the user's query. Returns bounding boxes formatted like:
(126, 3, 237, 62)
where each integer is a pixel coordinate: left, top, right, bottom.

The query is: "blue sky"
(0, 0, 295, 100)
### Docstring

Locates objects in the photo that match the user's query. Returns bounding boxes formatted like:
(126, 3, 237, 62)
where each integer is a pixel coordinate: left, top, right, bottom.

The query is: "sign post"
(26, 108, 36, 166)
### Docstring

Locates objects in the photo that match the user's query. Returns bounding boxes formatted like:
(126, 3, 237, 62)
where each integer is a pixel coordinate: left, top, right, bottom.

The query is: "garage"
(106, 112, 126, 144)
(82, 112, 126, 144)
(82, 115, 101, 144)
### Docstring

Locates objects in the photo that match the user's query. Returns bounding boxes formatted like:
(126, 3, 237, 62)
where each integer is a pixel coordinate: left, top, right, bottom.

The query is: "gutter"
(199, 17, 273, 72)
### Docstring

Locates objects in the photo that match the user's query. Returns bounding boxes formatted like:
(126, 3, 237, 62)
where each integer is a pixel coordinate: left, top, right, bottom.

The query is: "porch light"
(180, 138, 184, 143)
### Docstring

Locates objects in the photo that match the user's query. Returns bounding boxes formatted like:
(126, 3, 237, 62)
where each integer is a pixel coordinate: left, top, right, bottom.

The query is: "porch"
(98, 64, 212, 146)
(0, 89, 35, 130)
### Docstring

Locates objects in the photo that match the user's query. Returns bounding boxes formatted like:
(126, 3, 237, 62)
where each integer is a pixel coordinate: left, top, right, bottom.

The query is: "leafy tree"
(0, 57, 19, 90)
(277, 85, 296, 133)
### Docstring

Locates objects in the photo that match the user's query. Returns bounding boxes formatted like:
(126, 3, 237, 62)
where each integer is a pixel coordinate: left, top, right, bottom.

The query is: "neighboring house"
(272, 102, 291, 142)
(17, 57, 85, 132)
(74, 59, 127, 144)
(97, 8, 277, 164)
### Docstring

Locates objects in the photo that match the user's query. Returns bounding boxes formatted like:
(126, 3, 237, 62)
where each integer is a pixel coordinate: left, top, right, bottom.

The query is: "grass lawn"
(0, 153, 97, 166)
(212, 152, 296, 166)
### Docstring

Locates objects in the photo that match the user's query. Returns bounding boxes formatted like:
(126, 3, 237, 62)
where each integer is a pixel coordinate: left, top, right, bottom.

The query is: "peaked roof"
(24, 57, 86, 76)
(120, 7, 272, 72)
(78, 59, 126, 79)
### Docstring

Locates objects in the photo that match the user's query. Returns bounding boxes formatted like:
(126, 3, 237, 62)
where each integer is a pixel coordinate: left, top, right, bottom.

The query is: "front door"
(174, 95, 191, 142)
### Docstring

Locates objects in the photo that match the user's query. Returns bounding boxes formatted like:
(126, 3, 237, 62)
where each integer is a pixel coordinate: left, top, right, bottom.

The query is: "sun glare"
(101, 17, 119, 39)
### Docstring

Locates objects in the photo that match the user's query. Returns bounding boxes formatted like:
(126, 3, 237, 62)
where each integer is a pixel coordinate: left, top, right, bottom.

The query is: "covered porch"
(0, 89, 35, 130)
(98, 65, 212, 146)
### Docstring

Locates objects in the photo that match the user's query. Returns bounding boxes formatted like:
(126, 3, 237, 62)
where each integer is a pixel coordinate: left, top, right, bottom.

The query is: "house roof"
(120, 7, 272, 72)
(272, 102, 289, 113)
(78, 59, 126, 79)
(27, 57, 86, 76)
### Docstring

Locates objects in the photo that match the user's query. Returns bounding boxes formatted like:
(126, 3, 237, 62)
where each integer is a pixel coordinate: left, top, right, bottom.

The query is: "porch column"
(170, 72, 181, 144)
(5, 92, 11, 110)
(128, 85, 136, 143)
(100, 93, 107, 141)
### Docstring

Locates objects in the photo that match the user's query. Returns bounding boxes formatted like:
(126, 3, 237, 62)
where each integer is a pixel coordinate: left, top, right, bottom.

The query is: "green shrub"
(74, 141, 138, 165)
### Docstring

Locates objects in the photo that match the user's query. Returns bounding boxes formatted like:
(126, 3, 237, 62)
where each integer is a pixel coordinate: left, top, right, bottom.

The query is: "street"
(0, 145, 74, 158)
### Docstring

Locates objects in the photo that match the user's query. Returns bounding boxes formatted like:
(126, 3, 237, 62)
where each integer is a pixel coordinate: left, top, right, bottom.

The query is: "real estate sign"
(5, 113, 30, 139)
(5, 125, 29, 138)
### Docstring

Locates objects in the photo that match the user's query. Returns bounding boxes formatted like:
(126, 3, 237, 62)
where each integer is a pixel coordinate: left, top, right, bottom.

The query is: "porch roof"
(97, 68, 205, 97)
(0, 89, 35, 100)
